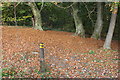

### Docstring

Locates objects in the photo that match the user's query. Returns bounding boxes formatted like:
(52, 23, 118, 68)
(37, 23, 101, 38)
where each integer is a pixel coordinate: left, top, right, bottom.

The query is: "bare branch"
(52, 2, 76, 9)
(39, 0, 44, 13)
(14, 2, 21, 8)
(83, 2, 95, 26)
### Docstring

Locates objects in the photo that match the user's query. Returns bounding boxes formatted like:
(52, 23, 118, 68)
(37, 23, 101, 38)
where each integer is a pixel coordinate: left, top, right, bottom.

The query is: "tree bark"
(31, 17, 35, 27)
(0, 3, 2, 26)
(14, 3, 17, 26)
(72, 2, 85, 37)
(91, 2, 103, 39)
(103, 3, 118, 49)
(27, 2, 43, 31)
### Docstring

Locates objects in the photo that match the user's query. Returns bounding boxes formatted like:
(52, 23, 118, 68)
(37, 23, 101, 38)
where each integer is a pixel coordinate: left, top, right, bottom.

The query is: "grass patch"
(103, 49, 118, 52)
(74, 50, 96, 55)
(88, 50, 96, 54)
(103, 49, 108, 51)
(83, 50, 96, 54)
(112, 58, 120, 60)
(111, 50, 118, 52)
(2, 67, 17, 78)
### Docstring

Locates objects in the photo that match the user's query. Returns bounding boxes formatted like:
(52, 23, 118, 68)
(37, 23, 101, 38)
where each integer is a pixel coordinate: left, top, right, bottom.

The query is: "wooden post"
(39, 43, 46, 73)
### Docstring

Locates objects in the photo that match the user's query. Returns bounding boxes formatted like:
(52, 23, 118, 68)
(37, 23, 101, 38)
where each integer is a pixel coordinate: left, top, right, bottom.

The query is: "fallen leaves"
(1, 26, 119, 78)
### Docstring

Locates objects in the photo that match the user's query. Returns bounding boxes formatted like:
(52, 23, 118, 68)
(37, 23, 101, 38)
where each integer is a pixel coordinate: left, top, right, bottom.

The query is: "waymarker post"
(39, 43, 46, 73)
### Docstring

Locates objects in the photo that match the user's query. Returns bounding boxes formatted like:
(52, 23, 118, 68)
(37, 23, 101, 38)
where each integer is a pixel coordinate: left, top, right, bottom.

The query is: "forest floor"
(1, 26, 119, 78)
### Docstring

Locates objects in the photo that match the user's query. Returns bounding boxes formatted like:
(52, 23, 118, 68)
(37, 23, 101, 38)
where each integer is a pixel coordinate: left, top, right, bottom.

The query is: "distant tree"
(13, 2, 17, 26)
(0, 2, 2, 25)
(72, 2, 85, 37)
(91, 2, 103, 39)
(103, 2, 119, 49)
(27, 2, 43, 31)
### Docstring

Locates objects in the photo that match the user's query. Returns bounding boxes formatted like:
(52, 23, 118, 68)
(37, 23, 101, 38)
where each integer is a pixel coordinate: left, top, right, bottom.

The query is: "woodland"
(0, 1, 120, 79)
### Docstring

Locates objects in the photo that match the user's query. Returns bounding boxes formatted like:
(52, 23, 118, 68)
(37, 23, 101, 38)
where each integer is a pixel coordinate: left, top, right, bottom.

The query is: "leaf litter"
(1, 26, 119, 78)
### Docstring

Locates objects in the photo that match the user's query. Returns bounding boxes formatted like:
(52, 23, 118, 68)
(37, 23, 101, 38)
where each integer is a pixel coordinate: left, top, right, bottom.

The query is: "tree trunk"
(14, 3, 17, 26)
(72, 2, 85, 37)
(103, 3, 118, 49)
(31, 17, 35, 27)
(27, 2, 43, 31)
(91, 2, 103, 39)
(0, 3, 2, 26)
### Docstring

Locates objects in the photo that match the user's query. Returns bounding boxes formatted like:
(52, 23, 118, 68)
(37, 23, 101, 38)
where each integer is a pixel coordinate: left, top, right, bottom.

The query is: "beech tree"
(52, 2, 85, 37)
(27, 2, 43, 31)
(91, 2, 103, 39)
(72, 2, 85, 37)
(103, 2, 119, 49)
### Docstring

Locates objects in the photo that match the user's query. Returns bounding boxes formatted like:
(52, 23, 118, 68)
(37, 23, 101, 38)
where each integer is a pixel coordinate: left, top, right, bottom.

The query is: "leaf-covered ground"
(1, 26, 119, 78)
